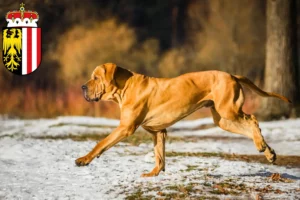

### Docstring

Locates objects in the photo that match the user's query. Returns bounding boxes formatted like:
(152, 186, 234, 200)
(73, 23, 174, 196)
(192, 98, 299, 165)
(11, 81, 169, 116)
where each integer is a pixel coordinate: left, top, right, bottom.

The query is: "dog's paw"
(141, 166, 164, 177)
(75, 156, 91, 166)
(264, 148, 276, 163)
(141, 172, 158, 177)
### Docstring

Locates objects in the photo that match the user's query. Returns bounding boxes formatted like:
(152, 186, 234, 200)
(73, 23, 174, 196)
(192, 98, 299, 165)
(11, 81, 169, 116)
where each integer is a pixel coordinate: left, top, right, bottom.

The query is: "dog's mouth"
(83, 90, 101, 102)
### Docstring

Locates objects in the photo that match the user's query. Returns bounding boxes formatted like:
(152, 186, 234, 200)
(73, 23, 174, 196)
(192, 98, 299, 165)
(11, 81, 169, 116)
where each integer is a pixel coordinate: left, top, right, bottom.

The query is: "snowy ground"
(0, 116, 299, 199)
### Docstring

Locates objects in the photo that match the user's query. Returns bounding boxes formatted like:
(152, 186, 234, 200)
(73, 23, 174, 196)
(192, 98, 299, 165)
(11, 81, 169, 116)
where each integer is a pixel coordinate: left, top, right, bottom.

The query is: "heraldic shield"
(3, 28, 41, 75)
(2, 3, 41, 75)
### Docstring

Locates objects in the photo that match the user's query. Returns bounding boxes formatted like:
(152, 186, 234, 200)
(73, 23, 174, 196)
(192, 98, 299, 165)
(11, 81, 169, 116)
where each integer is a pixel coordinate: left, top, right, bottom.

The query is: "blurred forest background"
(0, 0, 299, 120)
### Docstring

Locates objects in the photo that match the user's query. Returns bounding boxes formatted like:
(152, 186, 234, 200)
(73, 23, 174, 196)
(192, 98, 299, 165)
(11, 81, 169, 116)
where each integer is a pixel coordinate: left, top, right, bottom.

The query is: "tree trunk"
(260, 0, 296, 120)
(171, 0, 188, 48)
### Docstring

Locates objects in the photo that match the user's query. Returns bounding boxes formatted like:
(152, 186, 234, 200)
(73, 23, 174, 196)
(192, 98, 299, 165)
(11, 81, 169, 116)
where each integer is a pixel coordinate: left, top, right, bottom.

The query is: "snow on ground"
(1, 116, 300, 155)
(0, 116, 299, 199)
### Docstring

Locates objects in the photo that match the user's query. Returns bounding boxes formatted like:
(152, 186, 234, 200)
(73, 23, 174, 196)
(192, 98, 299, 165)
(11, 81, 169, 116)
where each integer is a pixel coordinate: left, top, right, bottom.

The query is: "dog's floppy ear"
(102, 63, 133, 89)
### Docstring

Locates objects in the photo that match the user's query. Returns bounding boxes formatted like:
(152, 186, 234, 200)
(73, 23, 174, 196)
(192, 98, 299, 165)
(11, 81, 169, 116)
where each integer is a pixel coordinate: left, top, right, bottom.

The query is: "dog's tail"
(233, 75, 291, 103)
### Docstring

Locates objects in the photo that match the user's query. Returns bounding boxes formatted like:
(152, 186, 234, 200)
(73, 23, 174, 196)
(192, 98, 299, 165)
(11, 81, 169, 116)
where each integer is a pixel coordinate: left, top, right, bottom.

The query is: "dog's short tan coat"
(76, 63, 290, 177)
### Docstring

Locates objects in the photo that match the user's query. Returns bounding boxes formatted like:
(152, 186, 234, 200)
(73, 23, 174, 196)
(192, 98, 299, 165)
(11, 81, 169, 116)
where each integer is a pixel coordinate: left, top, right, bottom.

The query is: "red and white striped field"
(21, 28, 41, 75)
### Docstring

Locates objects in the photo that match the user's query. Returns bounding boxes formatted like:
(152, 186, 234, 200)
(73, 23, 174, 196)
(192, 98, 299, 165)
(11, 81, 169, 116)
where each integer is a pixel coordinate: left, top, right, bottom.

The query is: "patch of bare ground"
(31, 131, 154, 144)
(166, 152, 300, 168)
(125, 184, 221, 200)
(49, 123, 116, 129)
(30, 133, 300, 168)
(29, 131, 247, 144)
(125, 174, 297, 200)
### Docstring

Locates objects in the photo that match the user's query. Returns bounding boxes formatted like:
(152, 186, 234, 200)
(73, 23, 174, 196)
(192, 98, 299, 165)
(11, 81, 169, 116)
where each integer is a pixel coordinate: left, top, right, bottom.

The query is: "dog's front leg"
(75, 125, 136, 166)
(141, 129, 166, 177)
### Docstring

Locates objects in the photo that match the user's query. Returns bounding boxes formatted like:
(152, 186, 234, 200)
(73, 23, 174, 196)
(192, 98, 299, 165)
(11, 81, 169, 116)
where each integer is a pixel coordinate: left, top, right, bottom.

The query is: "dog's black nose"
(81, 85, 87, 90)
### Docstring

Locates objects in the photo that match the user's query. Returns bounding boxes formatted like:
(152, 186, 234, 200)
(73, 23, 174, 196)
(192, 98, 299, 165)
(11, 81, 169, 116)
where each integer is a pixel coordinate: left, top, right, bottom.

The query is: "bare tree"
(261, 0, 296, 120)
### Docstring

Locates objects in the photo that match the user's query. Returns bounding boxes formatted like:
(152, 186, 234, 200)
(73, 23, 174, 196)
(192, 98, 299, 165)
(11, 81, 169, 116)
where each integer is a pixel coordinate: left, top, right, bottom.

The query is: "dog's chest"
(141, 97, 213, 131)
(141, 104, 198, 130)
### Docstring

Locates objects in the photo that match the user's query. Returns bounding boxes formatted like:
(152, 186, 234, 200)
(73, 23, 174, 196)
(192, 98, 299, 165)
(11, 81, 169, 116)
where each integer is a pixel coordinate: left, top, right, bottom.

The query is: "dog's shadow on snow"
(241, 172, 300, 180)
(208, 172, 300, 180)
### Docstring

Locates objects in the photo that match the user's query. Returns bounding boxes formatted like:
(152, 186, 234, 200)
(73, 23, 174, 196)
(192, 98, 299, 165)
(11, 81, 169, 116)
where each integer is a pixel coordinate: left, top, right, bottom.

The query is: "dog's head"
(82, 63, 133, 102)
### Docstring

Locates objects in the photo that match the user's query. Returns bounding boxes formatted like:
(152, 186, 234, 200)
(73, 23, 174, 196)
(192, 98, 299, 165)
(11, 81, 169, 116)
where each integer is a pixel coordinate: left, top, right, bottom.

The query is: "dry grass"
(0, 87, 120, 118)
(53, 18, 160, 82)
(166, 152, 300, 168)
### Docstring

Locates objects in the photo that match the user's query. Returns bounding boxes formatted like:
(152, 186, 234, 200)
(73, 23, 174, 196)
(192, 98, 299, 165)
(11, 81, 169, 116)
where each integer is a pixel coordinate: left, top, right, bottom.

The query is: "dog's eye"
(94, 76, 98, 80)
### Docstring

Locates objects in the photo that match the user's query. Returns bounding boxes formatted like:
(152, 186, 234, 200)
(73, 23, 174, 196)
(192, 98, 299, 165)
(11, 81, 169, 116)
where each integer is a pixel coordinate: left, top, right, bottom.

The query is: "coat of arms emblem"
(2, 3, 41, 75)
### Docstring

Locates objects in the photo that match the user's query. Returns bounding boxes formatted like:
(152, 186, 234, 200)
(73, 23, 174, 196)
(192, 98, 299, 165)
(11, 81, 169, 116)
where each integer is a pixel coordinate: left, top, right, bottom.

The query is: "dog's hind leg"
(210, 80, 276, 163)
(141, 129, 166, 177)
(211, 107, 276, 163)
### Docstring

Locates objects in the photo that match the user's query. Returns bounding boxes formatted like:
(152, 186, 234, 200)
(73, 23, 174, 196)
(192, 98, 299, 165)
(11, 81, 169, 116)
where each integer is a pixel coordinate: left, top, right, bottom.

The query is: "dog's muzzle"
(82, 85, 91, 101)
(81, 85, 103, 102)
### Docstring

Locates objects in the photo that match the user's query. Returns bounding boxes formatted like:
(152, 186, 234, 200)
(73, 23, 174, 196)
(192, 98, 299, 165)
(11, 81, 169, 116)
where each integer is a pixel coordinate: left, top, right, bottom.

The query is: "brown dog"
(76, 63, 290, 177)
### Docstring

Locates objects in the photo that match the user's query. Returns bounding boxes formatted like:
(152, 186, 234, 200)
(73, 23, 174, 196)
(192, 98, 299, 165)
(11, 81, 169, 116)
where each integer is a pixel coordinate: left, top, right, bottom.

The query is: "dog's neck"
(111, 75, 134, 107)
